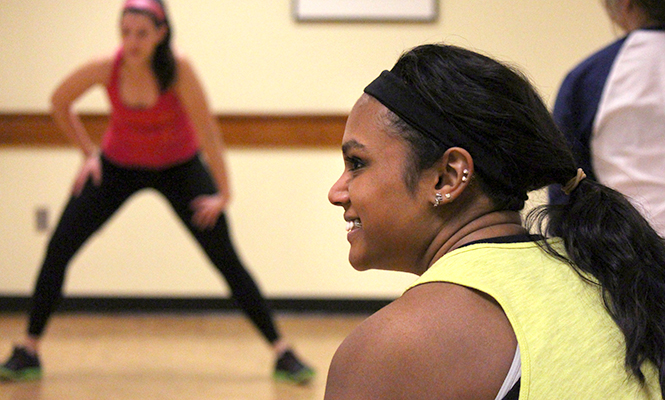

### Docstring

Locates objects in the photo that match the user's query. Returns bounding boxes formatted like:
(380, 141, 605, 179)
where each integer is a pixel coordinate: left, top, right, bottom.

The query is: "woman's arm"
(51, 56, 113, 157)
(50, 56, 113, 194)
(325, 283, 517, 400)
(175, 55, 231, 228)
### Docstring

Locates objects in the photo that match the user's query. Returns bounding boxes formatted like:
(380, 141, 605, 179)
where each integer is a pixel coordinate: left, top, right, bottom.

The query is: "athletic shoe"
(273, 349, 315, 384)
(0, 346, 42, 381)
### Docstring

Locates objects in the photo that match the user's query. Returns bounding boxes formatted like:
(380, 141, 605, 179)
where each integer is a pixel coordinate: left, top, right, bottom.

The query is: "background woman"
(326, 43, 665, 399)
(0, 0, 313, 384)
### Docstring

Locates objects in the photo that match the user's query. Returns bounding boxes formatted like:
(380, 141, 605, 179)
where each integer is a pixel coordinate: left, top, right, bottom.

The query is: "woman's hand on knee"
(190, 193, 227, 230)
(73, 153, 102, 196)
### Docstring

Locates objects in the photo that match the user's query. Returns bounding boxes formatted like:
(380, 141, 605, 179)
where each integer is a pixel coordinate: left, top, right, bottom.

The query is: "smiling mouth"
(346, 220, 362, 232)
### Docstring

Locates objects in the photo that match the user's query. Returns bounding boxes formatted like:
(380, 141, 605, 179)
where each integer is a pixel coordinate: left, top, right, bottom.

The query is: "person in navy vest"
(549, 0, 665, 236)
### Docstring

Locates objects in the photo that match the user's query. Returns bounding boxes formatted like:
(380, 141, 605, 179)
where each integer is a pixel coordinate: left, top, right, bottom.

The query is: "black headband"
(363, 69, 525, 200)
(364, 70, 457, 148)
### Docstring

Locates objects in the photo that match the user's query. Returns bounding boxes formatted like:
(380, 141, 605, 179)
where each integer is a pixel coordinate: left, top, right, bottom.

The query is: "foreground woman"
(326, 43, 664, 399)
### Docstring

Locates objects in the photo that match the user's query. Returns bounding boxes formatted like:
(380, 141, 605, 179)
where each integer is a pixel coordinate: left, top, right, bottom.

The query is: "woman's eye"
(346, 156, 365, 171)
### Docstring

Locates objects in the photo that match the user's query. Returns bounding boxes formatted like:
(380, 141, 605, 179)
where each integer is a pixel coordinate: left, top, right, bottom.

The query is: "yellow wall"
(0, 0, 619, 298)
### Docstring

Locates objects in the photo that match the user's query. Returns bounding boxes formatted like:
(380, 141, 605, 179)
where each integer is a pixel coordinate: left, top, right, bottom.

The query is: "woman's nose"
(328, 174, 349, 207)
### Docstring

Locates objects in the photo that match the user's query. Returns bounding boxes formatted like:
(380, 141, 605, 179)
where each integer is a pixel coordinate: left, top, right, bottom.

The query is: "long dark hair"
(386, 43, 665, 396)
(123, 0, 176, 91)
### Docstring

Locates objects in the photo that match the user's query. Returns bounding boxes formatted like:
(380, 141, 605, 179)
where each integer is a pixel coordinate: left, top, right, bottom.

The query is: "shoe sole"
(273, 369, 315, 385)
(0, 367, 42, 382)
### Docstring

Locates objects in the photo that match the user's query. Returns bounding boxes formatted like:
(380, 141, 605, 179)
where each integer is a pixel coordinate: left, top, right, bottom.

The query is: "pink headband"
(123, 0, 165, 22)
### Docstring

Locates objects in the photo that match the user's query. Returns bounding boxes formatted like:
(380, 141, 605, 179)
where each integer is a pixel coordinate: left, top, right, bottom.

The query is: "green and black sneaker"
(0, 346, 42, 382)
(273, 349, 315, 385)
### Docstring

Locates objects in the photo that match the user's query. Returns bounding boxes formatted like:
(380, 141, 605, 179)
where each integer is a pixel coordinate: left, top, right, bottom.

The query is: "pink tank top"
(102, 50, 199, 168)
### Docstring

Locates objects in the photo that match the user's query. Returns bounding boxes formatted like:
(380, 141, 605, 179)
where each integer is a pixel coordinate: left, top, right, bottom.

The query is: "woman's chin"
(348, 256, 362, 270)
(348, 254, 374, 272)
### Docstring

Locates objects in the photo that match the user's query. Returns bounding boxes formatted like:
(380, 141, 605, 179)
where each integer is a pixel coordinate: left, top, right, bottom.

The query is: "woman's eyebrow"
(342, 140, 364, 155)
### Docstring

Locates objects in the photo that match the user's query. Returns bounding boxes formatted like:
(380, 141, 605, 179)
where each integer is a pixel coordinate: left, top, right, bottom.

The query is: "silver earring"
(434, 193, 443, 207)
(461, 169, 469, 182)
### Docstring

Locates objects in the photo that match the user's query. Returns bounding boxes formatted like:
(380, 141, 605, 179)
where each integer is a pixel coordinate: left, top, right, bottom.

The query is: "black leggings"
(28, 154, 280, 343)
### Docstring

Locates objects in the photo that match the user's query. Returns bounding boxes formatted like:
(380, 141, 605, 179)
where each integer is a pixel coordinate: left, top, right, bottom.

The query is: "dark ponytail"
(538, 0, 665, 388)
(528, 178, 665, 393)
(150, 0, 175, 92)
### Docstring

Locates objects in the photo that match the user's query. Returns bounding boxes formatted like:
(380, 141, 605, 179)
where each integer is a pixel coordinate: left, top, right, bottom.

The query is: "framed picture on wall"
(293, 0, 438, 22)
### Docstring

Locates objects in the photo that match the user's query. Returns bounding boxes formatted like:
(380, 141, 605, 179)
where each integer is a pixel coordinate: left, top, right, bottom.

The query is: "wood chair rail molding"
(0, 113, 347, 148)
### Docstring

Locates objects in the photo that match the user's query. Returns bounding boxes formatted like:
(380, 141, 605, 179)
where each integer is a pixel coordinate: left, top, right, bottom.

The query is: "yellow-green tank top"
(408, 240, 661, 399)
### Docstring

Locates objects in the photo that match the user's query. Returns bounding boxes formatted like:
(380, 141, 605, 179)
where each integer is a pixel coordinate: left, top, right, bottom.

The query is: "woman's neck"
(119, 59, 160, 109)
(121, 57, 153, 73)
(444, 210, 526, 253)
(419, 209, 527, 275)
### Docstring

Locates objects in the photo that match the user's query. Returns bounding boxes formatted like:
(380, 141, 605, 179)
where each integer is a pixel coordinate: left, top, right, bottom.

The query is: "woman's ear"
(434, 147, 474, 202)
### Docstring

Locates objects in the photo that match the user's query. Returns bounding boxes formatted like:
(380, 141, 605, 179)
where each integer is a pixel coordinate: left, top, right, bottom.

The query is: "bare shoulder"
(173, 52, 198, 78)
(324, 282, 517, 400)
(172, 52, 204, 93)
(51, 53, 115, 104)
(174, 51, 190, 68)
(88, 54, 115, 68)
(77, 54, 115, 84)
